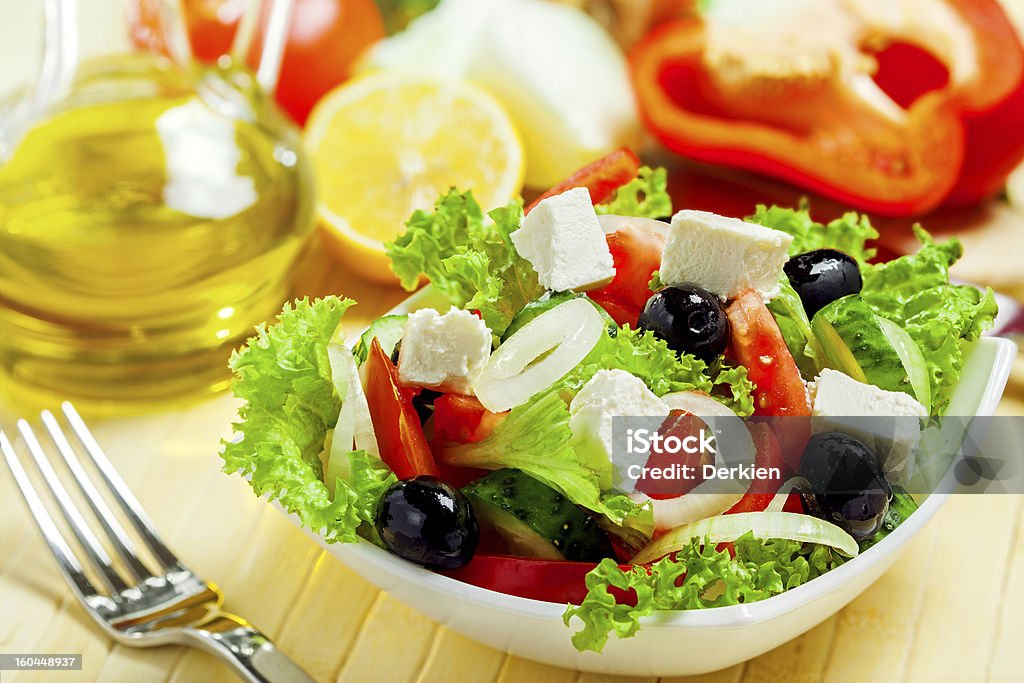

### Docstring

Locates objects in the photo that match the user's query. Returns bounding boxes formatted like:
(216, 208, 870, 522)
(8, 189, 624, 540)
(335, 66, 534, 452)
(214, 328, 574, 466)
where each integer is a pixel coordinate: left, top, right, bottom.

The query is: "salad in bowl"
(220, 150, 1002, 660)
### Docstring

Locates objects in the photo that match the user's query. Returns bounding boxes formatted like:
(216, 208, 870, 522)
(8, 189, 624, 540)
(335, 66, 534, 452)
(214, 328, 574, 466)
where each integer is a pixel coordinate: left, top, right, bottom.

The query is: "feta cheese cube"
(510, 187, 615, 292)
(398, 307, 492, 394)
(810, 368, 927, 482)
(569, 369, 668, 478)
(660, 209, 793, 301)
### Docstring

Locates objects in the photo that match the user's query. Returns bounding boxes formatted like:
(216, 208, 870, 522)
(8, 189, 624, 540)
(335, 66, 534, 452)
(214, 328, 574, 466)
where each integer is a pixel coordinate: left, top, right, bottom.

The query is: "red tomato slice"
(525, 147, 641, 213)
(439, 554, 636, 605)
(364, 339, 439, 479)
(588, 221, 667, 326)
(726, 289, 810, 418)
(433, 394, 507, 444)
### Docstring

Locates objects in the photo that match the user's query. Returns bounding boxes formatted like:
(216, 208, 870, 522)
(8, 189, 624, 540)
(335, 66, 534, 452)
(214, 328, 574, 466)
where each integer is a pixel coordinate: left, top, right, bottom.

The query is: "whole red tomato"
(129, 0, 385, 125)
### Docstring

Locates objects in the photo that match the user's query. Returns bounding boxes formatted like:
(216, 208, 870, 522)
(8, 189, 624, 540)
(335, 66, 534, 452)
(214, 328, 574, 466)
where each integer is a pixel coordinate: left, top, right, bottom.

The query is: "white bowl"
(276, 289, 1018, 677)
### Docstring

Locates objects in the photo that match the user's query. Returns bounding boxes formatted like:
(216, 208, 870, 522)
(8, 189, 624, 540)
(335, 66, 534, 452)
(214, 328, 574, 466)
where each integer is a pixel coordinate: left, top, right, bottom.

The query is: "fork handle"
(186, 613, 315, 683)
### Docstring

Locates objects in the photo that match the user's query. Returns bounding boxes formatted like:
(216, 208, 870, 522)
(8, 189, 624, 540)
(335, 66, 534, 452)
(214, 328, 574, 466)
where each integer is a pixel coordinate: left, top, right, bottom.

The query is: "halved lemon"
(304, 72, 525, 284)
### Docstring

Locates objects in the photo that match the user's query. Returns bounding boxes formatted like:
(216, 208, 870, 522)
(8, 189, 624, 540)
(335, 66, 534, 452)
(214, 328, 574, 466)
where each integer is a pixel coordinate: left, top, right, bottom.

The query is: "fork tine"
(16, 419, 129, 594)
(41, 410, 152, 583)
(1, 430, 101, 600)
(61, 402, 182, 572)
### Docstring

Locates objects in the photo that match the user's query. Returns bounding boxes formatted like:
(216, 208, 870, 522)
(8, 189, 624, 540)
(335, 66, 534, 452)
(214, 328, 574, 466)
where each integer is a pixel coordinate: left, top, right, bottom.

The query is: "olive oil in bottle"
(0, 55, 316, 410)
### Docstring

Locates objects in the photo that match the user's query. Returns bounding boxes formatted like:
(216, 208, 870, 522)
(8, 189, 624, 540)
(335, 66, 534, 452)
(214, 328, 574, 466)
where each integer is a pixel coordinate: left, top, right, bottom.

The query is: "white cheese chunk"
(510, 187, 615, 292)
(659, 209, 793, 301)
(569, 369, 668, 470)
(810, 368, 928, 483)
(397, 307, 492, 394)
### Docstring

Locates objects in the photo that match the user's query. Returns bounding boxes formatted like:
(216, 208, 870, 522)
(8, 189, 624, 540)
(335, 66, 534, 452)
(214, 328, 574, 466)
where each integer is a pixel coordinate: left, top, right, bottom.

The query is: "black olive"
(637, 284, 730, 362)
(784, 249, 862, 317)
(375, 476, 478, 569)
(798, 432, 892, 541)
(411, 388, 442, 424)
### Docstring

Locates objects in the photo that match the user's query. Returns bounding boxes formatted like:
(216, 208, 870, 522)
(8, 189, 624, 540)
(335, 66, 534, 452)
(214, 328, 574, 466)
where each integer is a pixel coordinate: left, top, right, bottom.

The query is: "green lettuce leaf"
(385, 190, 544, 340)
(560, 326, 755, 416)
(595, 166, 673, 219)
(221, 296, 397, 544)
(767, 276, 823, 378)
(746, 203, 878, 264)
(861, 227, 998, 412)
(563, 533, 845, 652)
(437, 390, 651, 531)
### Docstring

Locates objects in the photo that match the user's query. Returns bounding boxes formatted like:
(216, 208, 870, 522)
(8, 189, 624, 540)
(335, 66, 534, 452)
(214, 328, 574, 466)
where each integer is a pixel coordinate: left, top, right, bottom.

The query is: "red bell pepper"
(364, 339, 440, 479)
(439, 554, 636, 605)
(525, 147, 641, 213)
(629, 0, 1024, 216)
(723, 422, 781, 514)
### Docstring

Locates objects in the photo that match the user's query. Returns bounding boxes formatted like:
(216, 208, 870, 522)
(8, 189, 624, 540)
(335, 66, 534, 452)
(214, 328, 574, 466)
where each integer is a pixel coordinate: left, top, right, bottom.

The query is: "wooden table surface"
(2, 206, 1024, 682)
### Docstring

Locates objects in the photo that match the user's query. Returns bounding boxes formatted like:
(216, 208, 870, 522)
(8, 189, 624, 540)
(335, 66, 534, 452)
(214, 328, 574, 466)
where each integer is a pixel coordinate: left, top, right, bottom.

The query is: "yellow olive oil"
(0, 55, 316, 410)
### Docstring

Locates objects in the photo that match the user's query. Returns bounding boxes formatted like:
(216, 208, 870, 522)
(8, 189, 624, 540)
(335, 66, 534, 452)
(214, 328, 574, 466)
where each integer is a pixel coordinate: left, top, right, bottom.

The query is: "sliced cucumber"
(502, 291, 614, 342)
(353, 314, 407, 365)
(462, 469, 614, 562)
(812, 295, 923, 401)
(877, 316, 930, 410)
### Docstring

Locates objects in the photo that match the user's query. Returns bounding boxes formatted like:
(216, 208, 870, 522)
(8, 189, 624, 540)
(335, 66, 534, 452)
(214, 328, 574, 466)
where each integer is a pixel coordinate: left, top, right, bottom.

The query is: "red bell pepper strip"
(525, 147, 641, 213)
(724, 422, 783, 514)
(364, 339, 440, 479)
(629, 1, 1024, 216)
(439, 554, 636, 606)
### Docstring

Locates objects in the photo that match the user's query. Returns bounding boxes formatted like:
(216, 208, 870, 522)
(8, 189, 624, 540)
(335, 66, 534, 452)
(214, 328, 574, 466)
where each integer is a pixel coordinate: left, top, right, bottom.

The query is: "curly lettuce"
(220, 297, 396, 544)
(436, 390, 651, 531)
(746, 202, 878, 264)
(861, 227, 997, 412)
(385, 190, 544, 340)
(561, 326, 755, 416)
(564, 533, 844, 652)
(768, 276, 823, 379)
(595, 166, 673, 219)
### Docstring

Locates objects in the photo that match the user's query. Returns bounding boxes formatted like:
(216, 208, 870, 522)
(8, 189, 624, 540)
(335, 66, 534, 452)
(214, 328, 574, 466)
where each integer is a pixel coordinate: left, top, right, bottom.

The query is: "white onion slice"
(474, 298, 605, 412)
(326, 340, 379, 489)
(637, 392, 754, 530)
(765, 477, 810, 513)
(631, 511, 859, 565)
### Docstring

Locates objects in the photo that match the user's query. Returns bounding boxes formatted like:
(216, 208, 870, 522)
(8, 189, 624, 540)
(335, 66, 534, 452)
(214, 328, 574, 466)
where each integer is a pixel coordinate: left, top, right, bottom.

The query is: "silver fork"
(0, 402, 315, 682)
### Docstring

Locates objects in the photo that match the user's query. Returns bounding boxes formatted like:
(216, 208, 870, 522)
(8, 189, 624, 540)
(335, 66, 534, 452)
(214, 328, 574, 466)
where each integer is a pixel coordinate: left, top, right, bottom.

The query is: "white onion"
(765, 477, 810, 513)
(631, 511, 859, 565)
(326, 341, 378, 489)
(473, 298, 605, 412)
(637, 392, 753, 530)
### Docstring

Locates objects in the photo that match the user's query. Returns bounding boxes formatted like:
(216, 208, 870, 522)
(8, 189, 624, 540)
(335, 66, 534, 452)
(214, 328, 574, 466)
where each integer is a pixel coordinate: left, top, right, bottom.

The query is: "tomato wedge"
(364, 339, 439, 479)
(587, 220, 667, 326)
(726, 289, 810, 418)
(525, 147, 641, 213)
(433, 394, 507, 444)
(439, 554, 635, 605)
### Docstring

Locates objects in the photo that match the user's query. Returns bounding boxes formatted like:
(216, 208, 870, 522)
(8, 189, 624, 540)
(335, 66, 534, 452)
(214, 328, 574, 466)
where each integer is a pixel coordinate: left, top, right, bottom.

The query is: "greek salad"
(221, 150, 997, 652)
